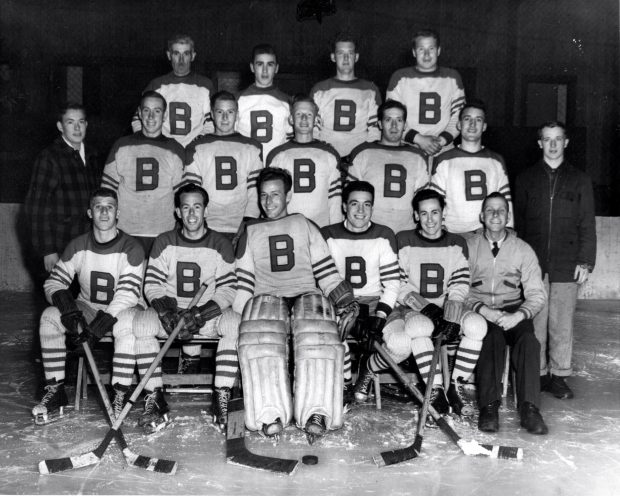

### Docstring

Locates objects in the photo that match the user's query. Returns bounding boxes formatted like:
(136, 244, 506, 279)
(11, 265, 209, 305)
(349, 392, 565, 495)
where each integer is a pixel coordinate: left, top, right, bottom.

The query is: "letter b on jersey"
(90, 271, 115, 305)
(420, 263, 444, 298)
(345, 256, 367, 289)
(177, 262, 201, 298)
(419, 92, 441, 125)
(250, 110, 273, 143)
(215, 157, 238, 190)
(169, 102, 191, 136)
(293, 159, 316, 193)
(136, 158, 159, 191)
(464, 170, 487, 201)
(269, 235, 294, 272)
(333, 99, 356, 131)
(384, 163, 407, 198)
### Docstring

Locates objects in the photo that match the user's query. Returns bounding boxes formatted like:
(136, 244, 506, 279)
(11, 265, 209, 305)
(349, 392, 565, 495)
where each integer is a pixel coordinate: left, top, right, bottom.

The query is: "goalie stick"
(371, 341, 524, 461)
(226, 397, 299, 475)
(374, 334, 443, 467)
(38, 283, 208, 475)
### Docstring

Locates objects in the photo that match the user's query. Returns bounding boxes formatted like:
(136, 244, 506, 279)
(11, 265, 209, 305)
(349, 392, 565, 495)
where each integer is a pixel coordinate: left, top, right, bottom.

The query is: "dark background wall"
(1, 0, 618, 213)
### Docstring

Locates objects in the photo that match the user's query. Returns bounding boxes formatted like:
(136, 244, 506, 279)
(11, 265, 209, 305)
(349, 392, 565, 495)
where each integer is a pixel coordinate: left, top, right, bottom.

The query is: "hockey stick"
(39, 284, 207, 475)
(371, 341, 524, 461)
(374, 335, 442, 466)
(226, 397, 299, 475)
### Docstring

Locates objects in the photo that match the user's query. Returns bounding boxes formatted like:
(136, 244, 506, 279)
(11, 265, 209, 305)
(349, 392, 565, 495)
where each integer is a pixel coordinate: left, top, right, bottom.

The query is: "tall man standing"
(515, 122, 596, 399)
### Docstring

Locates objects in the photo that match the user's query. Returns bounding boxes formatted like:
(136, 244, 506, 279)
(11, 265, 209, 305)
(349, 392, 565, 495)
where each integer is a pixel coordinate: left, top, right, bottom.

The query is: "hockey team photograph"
(0, 0, 618, 495)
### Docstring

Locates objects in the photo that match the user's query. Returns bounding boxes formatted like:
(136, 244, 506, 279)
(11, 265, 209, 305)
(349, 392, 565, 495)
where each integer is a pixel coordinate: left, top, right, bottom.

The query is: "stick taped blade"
(39, 452, 101, 474)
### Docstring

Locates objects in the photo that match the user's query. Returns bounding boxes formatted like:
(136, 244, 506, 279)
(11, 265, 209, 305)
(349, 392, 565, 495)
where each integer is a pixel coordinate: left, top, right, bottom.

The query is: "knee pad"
(404, 311, 434, 339)
(112, 308, 137, 339)
(292, 293, 344, 430)
(40, 306, 63, 337)
(384, 328, 411, 355)
(460, 310, 487, 341)
(132, 308, 163, 338)
(238, 295, 292, 431)
(217, 309, 241, 339)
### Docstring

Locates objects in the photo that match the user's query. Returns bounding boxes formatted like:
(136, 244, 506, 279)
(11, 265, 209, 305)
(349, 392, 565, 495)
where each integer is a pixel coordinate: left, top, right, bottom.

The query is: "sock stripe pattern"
(411, 338, 442, 386)
(451, 337, 482, 382)
(39, 308, 68, 382)
(343, 340, 352, 381)
(214, 348, 238, 388)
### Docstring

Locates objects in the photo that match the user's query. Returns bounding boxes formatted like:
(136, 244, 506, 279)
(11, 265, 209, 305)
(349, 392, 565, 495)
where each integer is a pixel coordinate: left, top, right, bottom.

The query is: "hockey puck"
(302, 455, 319, 465)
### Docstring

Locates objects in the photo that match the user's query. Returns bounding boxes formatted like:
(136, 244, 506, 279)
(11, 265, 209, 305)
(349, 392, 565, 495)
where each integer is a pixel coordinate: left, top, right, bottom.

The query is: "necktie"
(492, 242, 499, 257)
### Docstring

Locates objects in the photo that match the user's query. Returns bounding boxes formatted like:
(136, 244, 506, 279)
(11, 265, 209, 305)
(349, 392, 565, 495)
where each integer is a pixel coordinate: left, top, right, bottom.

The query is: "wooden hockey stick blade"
(226, 398, 299, 475)
(373, 341, 524, 460)
(39, 284, 207, 474)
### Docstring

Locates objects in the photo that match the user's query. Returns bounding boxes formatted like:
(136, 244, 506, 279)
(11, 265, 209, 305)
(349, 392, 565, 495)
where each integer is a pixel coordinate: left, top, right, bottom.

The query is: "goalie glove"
(151, 296, 181, 335)
(178, 301, 222, 341)
(328, 281, 359, 341)
(80, 310, 117, 348)
(52, 289, 87, 347)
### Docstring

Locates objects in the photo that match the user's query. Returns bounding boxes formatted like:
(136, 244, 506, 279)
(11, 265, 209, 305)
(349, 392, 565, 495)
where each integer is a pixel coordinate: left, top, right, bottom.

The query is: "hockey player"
(32, 188, 144, 424)
(132, 34, 215, 147)
(25, 103, 101, 279)
(354, 189, 487, 417)
(183, 91, 263, 241)
(430, 100, 512, 236)
(102, 91, 185, 254)
(346, 99, 429, 234)
(266, 96, 342, 227)
(467, 192, 548, 435)
(386, 29, 465, 159)
(310, 33, 382, 158)
(321, 181, 400, 399)
(237, 44, 292, 161)
(136, 183, 239, 432)
(233, 167, 358, 441)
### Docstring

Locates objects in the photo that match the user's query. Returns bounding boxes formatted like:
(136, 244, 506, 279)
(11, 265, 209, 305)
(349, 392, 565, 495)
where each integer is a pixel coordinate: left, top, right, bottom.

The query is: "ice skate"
(212, 387, 231, 432)
(447, 378, 475, 417)
(305, 413, 326, 445)
(32, 379, 68, 425)
(354, 358, 375, 402)
(138, 388, 171, 434)
(112, 382, 130, 420)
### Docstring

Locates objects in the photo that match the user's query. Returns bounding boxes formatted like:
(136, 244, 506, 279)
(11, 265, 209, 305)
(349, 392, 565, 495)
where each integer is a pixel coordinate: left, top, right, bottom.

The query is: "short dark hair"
(290, 94, 318, 115)
(459, 99, 487, 120)
(167, 34, 195, 52)
(412, 189, 445, 213)
(174, 183, 209, 208)
(57, 102, 87, 122)
(412, 29, 440, 49)
(140, 90, 167, 112)
(252, 43, 277, 63)
(343, 181, 374, 204)
(210, 90, 238, 109)
(481, 191, 509, 212)
(537, 120, 568, 139)
(89, 187, 118, 207)
(257, 167, 292, 195)
(378, 99, 407, 122)
(332, 32, 357, 52)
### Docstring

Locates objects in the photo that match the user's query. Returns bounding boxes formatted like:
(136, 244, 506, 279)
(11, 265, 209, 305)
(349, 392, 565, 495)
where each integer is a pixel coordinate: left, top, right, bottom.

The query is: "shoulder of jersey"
(188, 132, 262, 151)
(239, 84, 290, 104)
(397, 229, 468, 253)
(270, 139, 339, 158)
(147, 71, 214, 91)
(349, 141, 425, 160)
(206, 229, 236, 263)
(388, 66, 462, 88)
(312, 77, 378, 93)
(323, 221, 396, 242)
(115, 132, 184, 156)
(118, 231, 147, 264)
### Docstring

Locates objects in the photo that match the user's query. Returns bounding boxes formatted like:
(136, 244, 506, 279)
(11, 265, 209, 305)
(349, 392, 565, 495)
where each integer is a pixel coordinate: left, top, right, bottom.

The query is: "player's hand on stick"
(151, 296, 181, 335)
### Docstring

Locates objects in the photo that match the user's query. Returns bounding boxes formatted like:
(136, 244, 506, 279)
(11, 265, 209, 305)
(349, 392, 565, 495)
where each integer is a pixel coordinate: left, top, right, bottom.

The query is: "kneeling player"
(355, 189, 486, 416)
(32, 188, 144, 424)
(233, 168, 357, 441)
(136, 183, 240, 432)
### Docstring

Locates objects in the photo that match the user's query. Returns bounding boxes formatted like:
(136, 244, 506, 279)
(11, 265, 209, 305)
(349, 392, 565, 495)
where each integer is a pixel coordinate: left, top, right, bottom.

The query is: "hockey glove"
(440, 300, 463, 342)
(80, 311, 117, 348)
(151, 296, 181, 335)
(52, 289, 87, 348)
(178, 301, 222, 341)
(329, 281, 359, 341)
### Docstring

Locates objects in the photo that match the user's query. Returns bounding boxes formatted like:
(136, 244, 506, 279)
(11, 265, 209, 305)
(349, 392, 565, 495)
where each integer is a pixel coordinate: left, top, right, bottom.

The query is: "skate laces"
(40, 383, 60, 405)
(179, 355, 199, 374)
(113, 389, 126, 417)
(143, 390, 158, 414)
(308, 413, 325, 427)
(216, 389, 230, 417)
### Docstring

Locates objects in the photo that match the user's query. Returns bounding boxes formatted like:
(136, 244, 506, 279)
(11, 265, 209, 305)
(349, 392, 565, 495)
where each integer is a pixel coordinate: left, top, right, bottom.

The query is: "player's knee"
(384, 329, 412, 355)
(132, 308, 161, 338)
(218, 309, 241, 338)
(461, 311, 487, 341)
(112, 308, 136, 339)
(40, 306, 63, 336)
(404, 312, 434, 339)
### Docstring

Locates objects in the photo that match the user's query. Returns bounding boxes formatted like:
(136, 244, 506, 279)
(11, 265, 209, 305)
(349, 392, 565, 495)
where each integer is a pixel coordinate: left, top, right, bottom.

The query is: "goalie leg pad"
(292, 294, 344, 430)
(238, 296, 292, 432)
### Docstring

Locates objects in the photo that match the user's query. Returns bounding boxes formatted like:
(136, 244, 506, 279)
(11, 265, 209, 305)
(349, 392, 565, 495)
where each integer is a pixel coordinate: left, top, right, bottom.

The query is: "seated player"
(102, 90, 185, 255)
(321, 181, 400, 399)
(266, 96, 342, 227)
(136, 183, 239, 432)
(310, 33, 382, 158)
(237, 44, 292, 161)
(467, 192, 548, 435)
(346, 99, 429, 234)
(184, 90, 264, 241)
(430, 100, 512, 236)
(355, 189, 487, 417)
(233, 167, 358, 441)
(32, 188, 144, 424)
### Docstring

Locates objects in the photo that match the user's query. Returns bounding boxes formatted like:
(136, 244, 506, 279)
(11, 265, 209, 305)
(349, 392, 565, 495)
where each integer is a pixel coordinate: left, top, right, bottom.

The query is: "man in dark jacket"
(515, 121, 596, 400)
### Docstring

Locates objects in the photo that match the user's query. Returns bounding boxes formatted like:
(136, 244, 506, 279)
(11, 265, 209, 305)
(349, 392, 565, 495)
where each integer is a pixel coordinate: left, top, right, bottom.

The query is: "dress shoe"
(478, 400, 500, 433)
(520, 401, 548, 435)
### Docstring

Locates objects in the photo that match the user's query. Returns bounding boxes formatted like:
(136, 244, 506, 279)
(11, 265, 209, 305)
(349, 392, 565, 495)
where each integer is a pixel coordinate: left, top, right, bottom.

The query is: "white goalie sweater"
(347, 142, 429, 233)
(310, 77, 382, 157)
(183, 133, 263, 233)
(44, 230, 145, 317)
(430, 147, 513, 233)
(144, 228, 236, 310)
(397, 229, 470, 308)
(321, 222, 400, 316)
(102, 133, 185, 238)
(237, 84, 292, 161)
(266, 140, 342, 227)
(132, 72, 215, 147)
(233, 214, 343, 314)
(386, 67, 465, 147)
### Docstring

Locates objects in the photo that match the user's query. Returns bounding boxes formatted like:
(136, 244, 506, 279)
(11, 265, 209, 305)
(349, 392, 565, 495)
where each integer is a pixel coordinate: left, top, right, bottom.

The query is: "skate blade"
(212, 416, 227, 434)
(33, 406, 68, 426)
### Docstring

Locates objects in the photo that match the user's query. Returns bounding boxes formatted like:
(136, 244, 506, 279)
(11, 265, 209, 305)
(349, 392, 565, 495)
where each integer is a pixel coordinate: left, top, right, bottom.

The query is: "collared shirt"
(61, 136, 86, 165)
